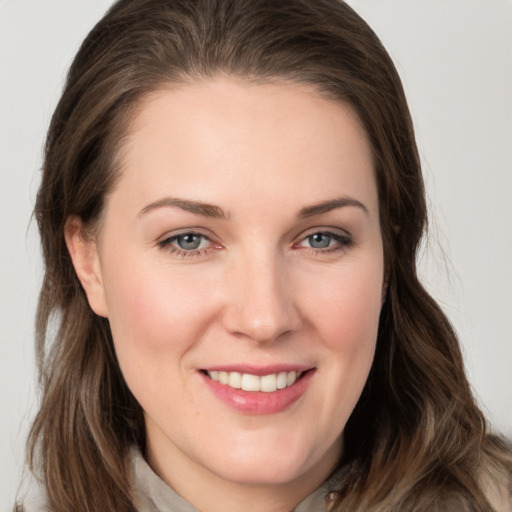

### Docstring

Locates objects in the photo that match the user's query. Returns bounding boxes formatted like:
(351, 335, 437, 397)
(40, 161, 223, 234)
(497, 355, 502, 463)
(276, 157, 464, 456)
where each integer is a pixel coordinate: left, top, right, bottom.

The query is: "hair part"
(20, 0, 511, 511)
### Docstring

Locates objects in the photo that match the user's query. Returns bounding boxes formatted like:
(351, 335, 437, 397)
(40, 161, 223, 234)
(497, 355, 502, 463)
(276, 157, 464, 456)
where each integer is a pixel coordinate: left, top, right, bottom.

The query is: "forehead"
(111, 78, 377, 218)
(127, 78, 371, 155)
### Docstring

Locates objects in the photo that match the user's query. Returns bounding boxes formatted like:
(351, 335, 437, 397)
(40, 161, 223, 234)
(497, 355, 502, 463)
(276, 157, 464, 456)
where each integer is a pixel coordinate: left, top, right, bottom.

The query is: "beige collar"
(130, 447, 344, 512)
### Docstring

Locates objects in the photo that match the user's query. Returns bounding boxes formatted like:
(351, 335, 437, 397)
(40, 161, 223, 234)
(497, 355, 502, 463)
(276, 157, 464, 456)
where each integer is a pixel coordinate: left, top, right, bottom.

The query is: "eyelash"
(157, 229, 353, 259)
(157, 231, 217, 258)
(293, 230, 353, 254)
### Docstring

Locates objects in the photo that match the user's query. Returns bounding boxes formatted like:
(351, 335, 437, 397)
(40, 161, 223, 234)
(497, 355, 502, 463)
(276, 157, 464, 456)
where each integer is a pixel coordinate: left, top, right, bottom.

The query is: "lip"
(202, 364, 313, 376)
(199, 367, 315, 415)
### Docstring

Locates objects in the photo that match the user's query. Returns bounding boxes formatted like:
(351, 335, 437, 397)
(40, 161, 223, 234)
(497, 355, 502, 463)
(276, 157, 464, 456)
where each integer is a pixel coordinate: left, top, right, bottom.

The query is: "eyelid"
(294, 226, 352, 242)
(156, 228, 223, 259)
(292, 226, 353, 252)
(156, 227, 216, 244)
(155, 226, 352, 258)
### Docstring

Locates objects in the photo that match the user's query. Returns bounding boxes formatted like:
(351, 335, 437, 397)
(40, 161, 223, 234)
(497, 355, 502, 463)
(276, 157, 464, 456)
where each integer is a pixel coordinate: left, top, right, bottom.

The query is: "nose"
(221, 251, 301, 344)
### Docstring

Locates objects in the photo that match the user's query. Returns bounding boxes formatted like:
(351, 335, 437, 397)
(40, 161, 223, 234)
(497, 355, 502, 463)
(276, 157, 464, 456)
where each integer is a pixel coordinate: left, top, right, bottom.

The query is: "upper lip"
(200, 364, 314, 376)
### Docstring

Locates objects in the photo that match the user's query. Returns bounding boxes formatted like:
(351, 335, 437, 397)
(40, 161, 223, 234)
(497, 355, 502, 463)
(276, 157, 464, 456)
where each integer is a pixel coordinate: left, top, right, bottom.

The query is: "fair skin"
(66, 78, 384, 512)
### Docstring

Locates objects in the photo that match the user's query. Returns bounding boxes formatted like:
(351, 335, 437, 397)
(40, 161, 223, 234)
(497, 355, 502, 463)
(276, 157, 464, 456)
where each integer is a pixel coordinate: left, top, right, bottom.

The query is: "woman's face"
(79, 78, 383, 496)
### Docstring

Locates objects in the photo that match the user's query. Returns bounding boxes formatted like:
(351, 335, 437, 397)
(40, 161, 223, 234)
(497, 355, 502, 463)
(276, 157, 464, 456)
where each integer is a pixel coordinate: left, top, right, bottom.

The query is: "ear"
(64, 216, 109, 317)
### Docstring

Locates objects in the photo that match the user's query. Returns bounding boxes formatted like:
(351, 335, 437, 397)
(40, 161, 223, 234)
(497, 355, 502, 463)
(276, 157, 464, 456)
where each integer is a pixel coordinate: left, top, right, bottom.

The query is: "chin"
(212, 457, 310, 486)
(202, 437, 338, 487)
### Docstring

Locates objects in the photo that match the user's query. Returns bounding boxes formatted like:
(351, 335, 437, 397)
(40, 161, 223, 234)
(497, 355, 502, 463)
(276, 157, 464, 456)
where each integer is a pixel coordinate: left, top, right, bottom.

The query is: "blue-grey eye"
(176, 233, 204, 250)
(307, 233, 332, 249)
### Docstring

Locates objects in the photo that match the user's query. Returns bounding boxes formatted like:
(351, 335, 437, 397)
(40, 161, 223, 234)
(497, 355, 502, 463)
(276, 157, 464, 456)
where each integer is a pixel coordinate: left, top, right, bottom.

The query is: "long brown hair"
(19, 0, 511, 511)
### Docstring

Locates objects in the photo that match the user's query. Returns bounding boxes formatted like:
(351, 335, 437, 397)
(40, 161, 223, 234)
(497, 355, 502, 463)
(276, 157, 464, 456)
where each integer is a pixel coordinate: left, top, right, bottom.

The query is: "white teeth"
(260, 374, 277, 393)
(228, 371, 242, 389)
(241, 373, 260, 391)
(287, 371, 297, 387)
(206, 370, 304, 392)
(276, 372, 288, 389)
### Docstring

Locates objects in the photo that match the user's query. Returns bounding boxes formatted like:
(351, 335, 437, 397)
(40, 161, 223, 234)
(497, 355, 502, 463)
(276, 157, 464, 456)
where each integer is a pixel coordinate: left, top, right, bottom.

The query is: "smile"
(200, 368, 315, 415)
(206, 370, 303, 392)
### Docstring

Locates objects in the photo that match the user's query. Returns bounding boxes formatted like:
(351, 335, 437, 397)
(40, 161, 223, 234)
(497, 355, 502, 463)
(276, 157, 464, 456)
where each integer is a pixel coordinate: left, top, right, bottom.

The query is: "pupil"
(178, 234, 201, 250)
(310, 233, 330, 248)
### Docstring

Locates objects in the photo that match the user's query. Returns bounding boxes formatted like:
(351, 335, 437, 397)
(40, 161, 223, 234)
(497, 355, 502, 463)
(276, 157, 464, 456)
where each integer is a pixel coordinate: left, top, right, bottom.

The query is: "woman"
(16, 0, 511, 511)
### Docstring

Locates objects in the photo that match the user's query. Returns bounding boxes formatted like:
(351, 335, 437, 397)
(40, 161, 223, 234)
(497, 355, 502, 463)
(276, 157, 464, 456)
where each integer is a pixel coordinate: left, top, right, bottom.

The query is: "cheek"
(306, 260, 383, 353)
(303, 257, 382, 414)
(101, 258, 216, 376)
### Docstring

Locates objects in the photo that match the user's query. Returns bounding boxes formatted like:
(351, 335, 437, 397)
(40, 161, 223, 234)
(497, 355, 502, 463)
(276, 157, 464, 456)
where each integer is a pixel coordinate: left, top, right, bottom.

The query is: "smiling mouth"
(203, 370, 307, 393)
(200, 368, 315, 414)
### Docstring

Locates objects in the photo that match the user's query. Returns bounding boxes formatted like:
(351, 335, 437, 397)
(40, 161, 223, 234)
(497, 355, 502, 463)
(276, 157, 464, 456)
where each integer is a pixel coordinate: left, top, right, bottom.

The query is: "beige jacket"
(19, 448, 342, 512)
(18, 449, 511, 511)
(130, 448, 342, 512)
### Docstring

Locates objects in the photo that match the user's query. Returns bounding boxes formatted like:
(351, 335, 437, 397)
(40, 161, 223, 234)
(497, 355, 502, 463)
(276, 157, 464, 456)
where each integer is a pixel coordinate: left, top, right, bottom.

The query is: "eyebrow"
(138, 195, 368, 219)
(298, 197, 369, 218)
(139, 197, 227, 219)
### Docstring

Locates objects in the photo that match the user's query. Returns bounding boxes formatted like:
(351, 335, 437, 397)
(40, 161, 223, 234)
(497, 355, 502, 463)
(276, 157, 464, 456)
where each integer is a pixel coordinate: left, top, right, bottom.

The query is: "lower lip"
(199, 370, 315, 415)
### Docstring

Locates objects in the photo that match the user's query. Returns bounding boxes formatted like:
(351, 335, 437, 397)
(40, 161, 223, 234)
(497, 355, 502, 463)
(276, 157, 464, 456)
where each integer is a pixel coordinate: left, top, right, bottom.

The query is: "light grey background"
(1, 0, 511, 509)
